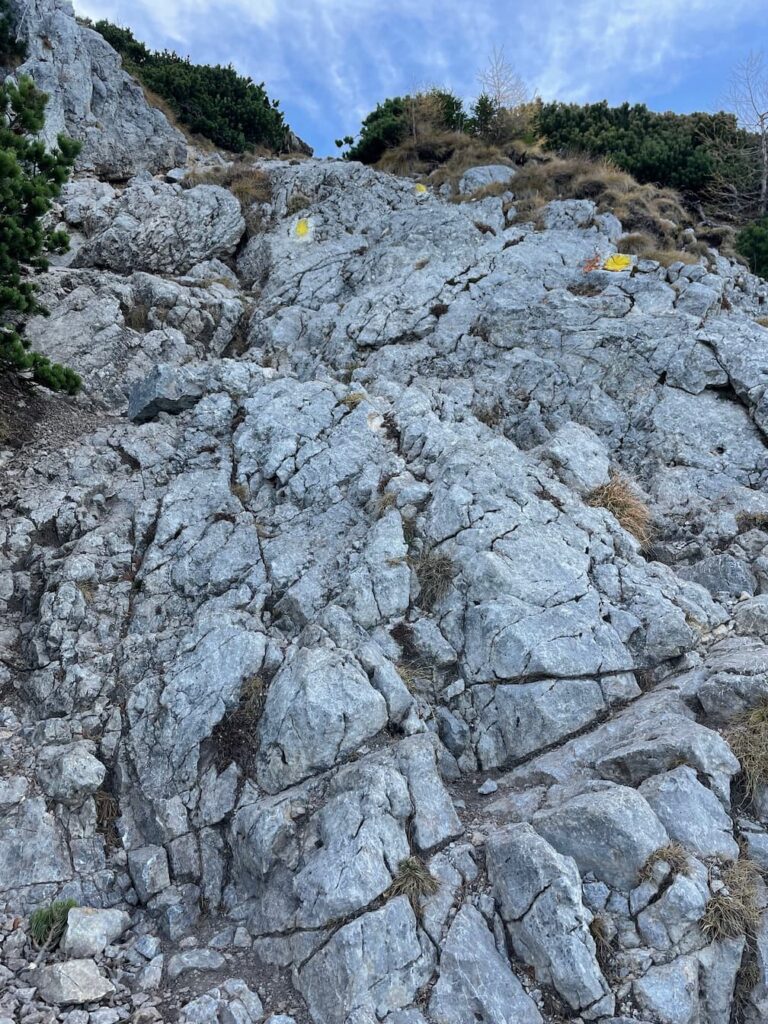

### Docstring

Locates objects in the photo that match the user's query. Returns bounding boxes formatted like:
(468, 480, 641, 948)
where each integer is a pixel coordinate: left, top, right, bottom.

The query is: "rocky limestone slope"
(5, 4, 768, 1024)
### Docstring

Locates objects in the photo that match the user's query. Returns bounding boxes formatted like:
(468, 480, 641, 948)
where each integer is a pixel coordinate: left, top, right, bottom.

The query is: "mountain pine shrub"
(736, 217, 768, 278)
(0, 77, 81, 393)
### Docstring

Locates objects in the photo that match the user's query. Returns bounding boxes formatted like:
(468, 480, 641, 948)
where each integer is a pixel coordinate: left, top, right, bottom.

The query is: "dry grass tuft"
(641, 249, 701, 268)
(733, 955, 761, 1022)
(379, 130, 512, 183)
(567, 280, 604, 298)
(756, 317, 768, 328)
(414, 549, 456, 610)
(210, 675, 267, 772)
(391, 621, 420, 663)
(388, 856, 439, 910)
(286, 191, 311, 216)
(639, 842, 691, 883)
(339, 392, 366, 409)
(474, 399, 505, 427)
(123, 303, 150, 333)
(507, 155, 691, 250)
(728, 700, 768, 800)
(586, 473, 651, 545)
(376, 490, 398, 515)
(701, 860, 762, 941)
(184, 163, 272, 208)
(94, 788, 121, 850)
(589, 915, 613, 970)
(430, 302, 450, 318)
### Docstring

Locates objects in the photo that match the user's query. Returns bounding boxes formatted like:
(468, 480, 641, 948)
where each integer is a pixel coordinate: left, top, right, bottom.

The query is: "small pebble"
(477, 778, 498, 795)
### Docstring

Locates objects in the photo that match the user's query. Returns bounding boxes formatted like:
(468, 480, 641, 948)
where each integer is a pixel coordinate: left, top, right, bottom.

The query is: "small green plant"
(701, 860, 761, 940)
(29, 899, 77, 949)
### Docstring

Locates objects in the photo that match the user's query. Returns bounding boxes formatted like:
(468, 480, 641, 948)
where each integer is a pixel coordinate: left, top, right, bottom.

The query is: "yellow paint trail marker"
(603, 253, 632, 272)
(295, 217, 310, 238)
(415, 183, 428, 194)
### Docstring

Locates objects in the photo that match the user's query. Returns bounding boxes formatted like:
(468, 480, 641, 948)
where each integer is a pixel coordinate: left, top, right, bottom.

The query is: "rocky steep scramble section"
(5, 9, 768, 1023)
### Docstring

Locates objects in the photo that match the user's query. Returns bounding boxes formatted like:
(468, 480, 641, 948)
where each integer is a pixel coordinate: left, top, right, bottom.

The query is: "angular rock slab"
(74, 180, 245, 275)
(62, 907, 131, 957)
(296, 897, 435, 1024)
(256, 645, 388, 793)
(487, 823, 613, 1019)
(35, 959, 115, 1005)
(638, 766, 739, 861)
(428, 904, 543, 1024)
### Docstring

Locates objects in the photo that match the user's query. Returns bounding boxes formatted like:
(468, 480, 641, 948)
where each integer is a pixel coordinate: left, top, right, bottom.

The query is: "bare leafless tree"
(726, 51, 768, 216)
(477, 47, 529, 110)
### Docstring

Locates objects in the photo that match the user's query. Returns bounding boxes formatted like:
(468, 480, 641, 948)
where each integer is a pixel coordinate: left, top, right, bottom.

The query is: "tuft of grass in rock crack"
(474, 400, 504, 428)
(733, 954, 761, 1023)
(728, 700, 768, 801)
(339, 392, 366, 410)
(589, 915, 613, 969)
(638, 841, 691, 883)
(388, 856, 439, 910)
(94, 788, 121, 850)
(210, 674, 267, 772)
(586, 473, 651, 546)
(701, 860, 761, 941)
(29, 899, 77, 949)
(413, 549, 456, 610)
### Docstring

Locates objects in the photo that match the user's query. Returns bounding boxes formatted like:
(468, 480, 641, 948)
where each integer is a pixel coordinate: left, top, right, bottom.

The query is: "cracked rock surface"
(5, 4, 768, 1021)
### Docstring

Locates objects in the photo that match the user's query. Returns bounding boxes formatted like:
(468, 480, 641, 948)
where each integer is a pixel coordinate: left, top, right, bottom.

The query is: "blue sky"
(74, 0, 767, 155)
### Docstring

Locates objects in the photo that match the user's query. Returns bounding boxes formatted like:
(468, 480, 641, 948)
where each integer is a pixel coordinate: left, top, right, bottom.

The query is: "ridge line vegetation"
(86, 19, 294, 156)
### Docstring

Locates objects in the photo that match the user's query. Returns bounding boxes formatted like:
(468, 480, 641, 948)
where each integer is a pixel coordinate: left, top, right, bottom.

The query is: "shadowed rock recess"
(5, 4, 768, 1024)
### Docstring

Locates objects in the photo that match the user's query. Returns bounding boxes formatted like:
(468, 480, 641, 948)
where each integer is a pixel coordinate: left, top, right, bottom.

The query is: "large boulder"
(256, 646, 388, 793)
(8, 0, 186, 178)
(62, 907, 131, 957)
(73, 179, 245, 275)
(35, 959, 115, 1005)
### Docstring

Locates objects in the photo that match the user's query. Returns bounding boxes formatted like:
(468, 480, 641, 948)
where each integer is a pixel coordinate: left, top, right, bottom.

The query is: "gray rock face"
(639, 765, 739, 860)
(35, 959, 115, 1005)
(127, 846, 170, 903)
(532, 781, 668, 890)
(74, 179, 245, 275)
(296, 897, 435, 1024)
(9, 0, 186, 178)
(36, 741, 105, 806)
(8, 142, 768, 1022)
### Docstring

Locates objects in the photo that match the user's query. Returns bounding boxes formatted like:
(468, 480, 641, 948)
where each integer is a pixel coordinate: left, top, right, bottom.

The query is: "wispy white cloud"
(74, 0, 766, 152)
